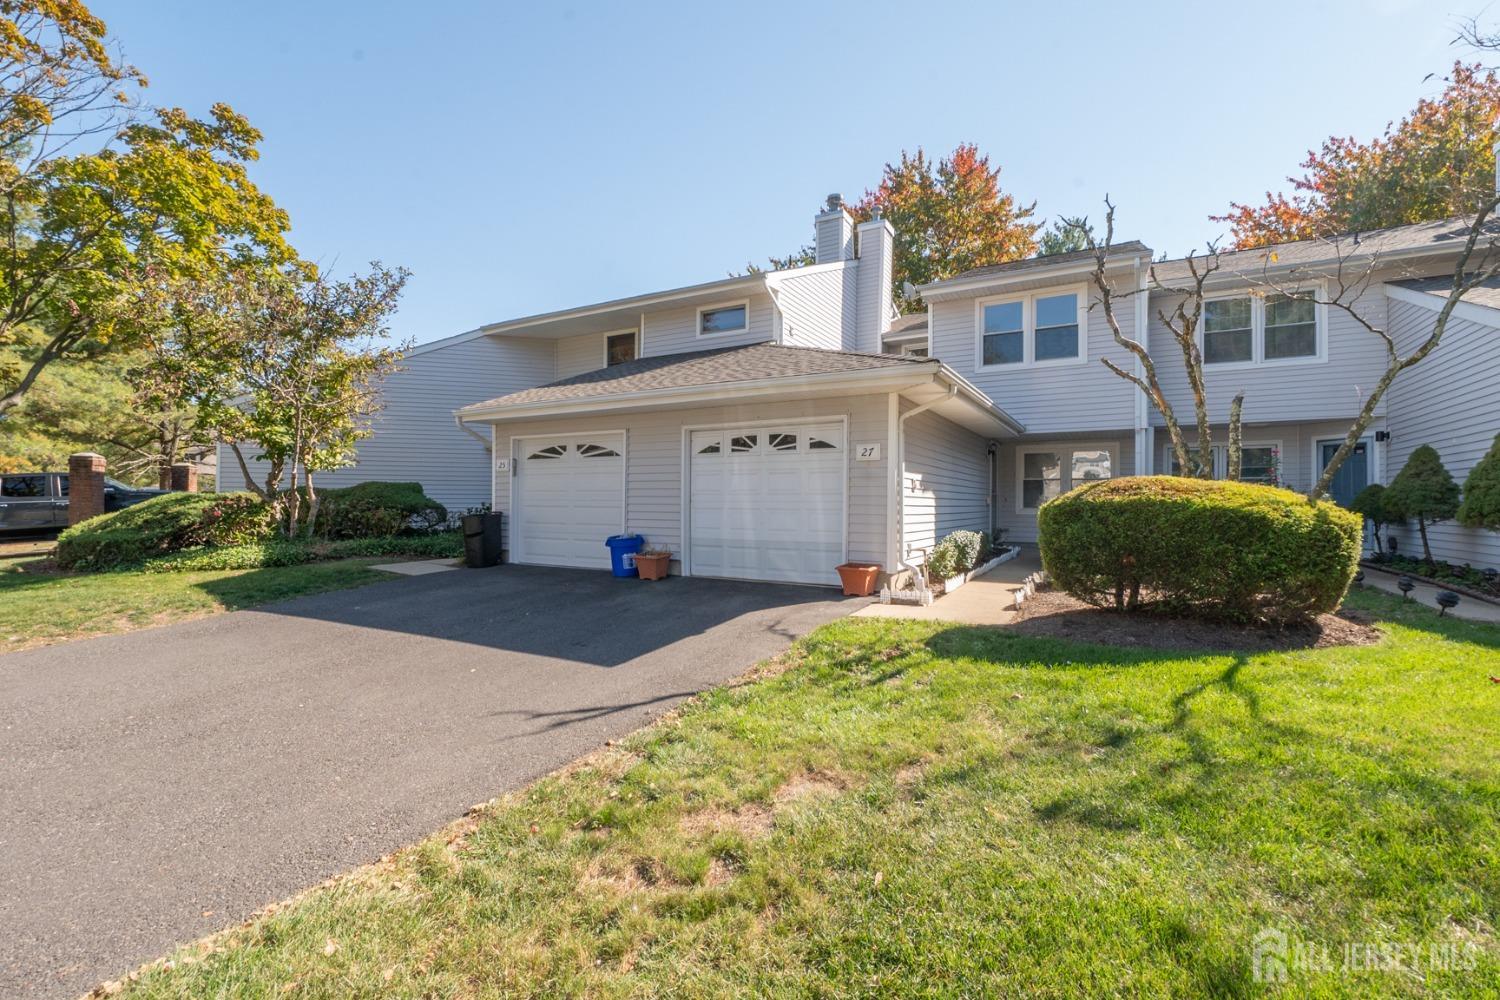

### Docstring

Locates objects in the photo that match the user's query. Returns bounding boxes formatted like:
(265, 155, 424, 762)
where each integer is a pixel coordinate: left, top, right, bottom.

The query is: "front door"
(0, 474, 56, 530)
(1320, 440, 1369, 508)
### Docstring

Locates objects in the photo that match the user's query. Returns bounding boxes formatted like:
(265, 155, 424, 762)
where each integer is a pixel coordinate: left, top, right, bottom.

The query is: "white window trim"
(1163, 439, 1284, 483)
(974, 285, 1089, 371)
(1198, 286, 1328, 370)
(1015, 441, 1119, 513)
(696, 298, 751, 339)
(600, 327, 641, 368)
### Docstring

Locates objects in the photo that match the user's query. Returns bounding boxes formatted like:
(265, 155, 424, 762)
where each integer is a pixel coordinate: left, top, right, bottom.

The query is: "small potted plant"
(835, 561, 882, 597)
(634, 547, 672, 581)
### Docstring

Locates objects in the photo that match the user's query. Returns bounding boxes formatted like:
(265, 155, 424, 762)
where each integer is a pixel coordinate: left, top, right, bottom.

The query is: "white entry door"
(688, 422, 845, 585)
(513, 433, 625, 569)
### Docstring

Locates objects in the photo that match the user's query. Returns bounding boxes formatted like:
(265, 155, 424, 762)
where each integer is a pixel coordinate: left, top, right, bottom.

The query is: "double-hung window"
(977, 287, 1085, 369)
(1165, 442, 1281, 486)
(1018, 444, 1115, 510)
(1201, 290, 1322, 367)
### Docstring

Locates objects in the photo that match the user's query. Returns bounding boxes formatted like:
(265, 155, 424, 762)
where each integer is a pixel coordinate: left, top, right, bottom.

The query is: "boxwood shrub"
(56, 492, 274, 571)
(1037, 476, 1362, 623)
(311, 482, 447, 538)
(926, 530, 985, 581)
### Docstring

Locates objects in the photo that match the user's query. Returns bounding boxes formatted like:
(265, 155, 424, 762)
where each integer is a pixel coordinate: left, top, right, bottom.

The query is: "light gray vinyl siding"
(641, 291, 776, 357)
(1384, 297, 1500, 568)
(216, 333, 555, 513)
(556, 331, 605, 379)
(1147, 419, 1379, 494)
(487, 393, 891, 568)
(928, 277, 1139, 433)
(854, 222, 894, 354)
(994, 433, 1135, 544)
(901, 405, 991, 558)
(1149, 276, 1392, 426)
(773, 263, 854, 351)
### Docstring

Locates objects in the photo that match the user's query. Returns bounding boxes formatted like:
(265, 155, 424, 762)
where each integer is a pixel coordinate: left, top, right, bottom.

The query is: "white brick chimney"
(815, 193, 855, 264)
(855, 210, 895, 353)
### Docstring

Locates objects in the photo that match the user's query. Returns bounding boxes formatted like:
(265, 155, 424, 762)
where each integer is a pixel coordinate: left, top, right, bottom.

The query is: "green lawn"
(114, 589, 1497, 998)
(0, 556, 390, 651)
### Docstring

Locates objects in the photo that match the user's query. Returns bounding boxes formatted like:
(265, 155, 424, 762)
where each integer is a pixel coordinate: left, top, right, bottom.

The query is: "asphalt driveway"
(0, 565, 861, 998)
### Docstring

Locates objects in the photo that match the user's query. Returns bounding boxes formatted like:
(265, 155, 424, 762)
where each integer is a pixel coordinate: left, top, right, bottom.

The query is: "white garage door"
(689, 422, 845, 585)
(513, 433, 625, 569)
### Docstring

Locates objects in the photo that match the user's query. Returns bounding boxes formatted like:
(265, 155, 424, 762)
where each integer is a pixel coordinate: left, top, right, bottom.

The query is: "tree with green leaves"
(0, 330, 202, 485)
(186, 263, 410, 537)
(1383, 445, 1461, 564)
(1214, 63, 1500, 249)
(1, 2, 292, 416)
(1457, 433, 1500, 531)
(1037, 217, 1092, 256)
(1349, 483, 1393, 554)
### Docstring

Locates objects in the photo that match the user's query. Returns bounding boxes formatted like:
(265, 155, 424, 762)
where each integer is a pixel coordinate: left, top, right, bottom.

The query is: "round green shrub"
(927, 529, 984, 580)
(56, 492, 274, 571)
(311, 481, 447, 539)
(1037, 476, 1362, 623)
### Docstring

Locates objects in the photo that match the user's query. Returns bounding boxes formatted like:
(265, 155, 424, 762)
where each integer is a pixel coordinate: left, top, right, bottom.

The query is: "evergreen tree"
(1457, 432, 1500, 531)
(1383, 445, 1461, 563)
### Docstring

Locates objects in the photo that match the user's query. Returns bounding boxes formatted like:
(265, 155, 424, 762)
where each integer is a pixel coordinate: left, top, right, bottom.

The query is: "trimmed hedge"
(56, 492, 274, 571)
(139, 531, 464, 573)
(1037, 476, 1362, 623)
(311, 482, 447, 538)
(927, 530, 984, 580)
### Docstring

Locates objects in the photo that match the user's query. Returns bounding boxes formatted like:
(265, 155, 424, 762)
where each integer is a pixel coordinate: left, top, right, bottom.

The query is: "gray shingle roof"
(1391, 274, 1500, 311)
(1151, 216, 1500, 285)
(459, 342, 931, 414)
(940, 241, 1154, 284)
(885, 313, 928, 336)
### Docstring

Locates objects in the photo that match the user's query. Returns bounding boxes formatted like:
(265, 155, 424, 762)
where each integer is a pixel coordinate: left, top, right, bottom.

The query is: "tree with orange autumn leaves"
(1216, 63, 1500, 249)
(852, 144, 1038, 310)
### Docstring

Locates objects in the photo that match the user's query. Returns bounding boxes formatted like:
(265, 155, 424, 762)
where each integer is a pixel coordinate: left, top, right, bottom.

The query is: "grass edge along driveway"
(0, 557, 392, 653)
(102, 588, 1498, 999)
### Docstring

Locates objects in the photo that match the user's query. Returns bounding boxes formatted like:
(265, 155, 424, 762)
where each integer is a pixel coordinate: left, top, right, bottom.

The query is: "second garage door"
(688, 422, 845, 585)
(512, 433, 625, 569)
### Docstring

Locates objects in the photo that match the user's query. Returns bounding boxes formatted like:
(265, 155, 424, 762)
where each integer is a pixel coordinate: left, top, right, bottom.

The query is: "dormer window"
(975, 287, 1086, 369)
(1201, 289, 1323, 366)
(605, 330, 638, 366)
(698, 301, 748, 337)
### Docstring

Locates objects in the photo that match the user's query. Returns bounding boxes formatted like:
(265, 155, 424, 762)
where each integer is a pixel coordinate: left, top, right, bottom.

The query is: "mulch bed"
(1011, 589, 1383, 654)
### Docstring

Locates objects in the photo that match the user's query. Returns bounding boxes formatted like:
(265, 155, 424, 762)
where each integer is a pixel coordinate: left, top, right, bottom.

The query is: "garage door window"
(693, 426, 844, 458)
(528, 444, 566, 460)
(577, 442, 619, 457)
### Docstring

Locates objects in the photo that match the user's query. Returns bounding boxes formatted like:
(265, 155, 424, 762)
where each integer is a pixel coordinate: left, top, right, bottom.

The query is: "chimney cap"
(824, 193, 845, 212)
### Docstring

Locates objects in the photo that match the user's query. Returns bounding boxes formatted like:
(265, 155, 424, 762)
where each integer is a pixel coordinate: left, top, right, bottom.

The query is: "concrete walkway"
(854, 549, 1042, 625)
(1359, 565, 1500, 624)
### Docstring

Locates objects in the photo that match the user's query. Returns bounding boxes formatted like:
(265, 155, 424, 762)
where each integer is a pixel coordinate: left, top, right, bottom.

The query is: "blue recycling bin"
(605, 534, 644, 577)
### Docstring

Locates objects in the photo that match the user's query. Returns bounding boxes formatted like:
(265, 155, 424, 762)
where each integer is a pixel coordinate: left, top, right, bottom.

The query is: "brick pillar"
(68, 452, 107, 525)
(169, 463, 197, 493)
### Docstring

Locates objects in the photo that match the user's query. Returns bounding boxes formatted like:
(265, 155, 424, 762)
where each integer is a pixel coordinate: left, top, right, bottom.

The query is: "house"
(218, 196, 1500, 583)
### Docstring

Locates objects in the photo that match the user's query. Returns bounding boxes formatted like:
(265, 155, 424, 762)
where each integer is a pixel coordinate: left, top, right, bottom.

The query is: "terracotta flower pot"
(836, 562, 881, 597)
(635, 552, 671, 581)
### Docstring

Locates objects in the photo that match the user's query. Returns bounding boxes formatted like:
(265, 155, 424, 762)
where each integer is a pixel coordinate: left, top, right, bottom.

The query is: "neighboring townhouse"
(219, 198, 1500, 584)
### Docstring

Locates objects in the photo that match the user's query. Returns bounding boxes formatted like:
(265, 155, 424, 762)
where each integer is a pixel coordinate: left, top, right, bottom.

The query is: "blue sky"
(96, 0, 1467, 345)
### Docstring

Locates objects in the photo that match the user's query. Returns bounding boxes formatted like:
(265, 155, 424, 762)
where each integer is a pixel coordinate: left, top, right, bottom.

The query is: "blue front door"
(1321, 440, 1369, 509)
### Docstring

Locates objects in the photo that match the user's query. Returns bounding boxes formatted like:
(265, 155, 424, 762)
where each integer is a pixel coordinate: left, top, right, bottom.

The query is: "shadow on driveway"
(0, 564, 863, 999)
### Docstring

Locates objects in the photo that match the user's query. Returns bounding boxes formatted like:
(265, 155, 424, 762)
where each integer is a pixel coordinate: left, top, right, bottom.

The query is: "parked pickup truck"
(0, 472, 167, 533)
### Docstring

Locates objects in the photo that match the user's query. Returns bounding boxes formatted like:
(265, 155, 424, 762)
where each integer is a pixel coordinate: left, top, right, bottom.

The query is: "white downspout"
(455, 414, 492, 451)
(892, 384, 957, 604)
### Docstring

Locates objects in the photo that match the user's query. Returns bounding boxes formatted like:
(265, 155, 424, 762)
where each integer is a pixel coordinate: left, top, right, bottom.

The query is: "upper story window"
(605, 331, 638, 367)
(1201, 290, 1323, 367)
(975, 287, 1085, 370)
(698, 301, 748, 338)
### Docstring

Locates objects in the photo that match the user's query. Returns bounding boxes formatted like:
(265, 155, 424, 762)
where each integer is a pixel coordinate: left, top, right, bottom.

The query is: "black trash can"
(461, 511, 504, 568)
